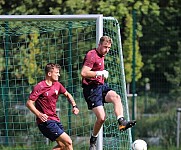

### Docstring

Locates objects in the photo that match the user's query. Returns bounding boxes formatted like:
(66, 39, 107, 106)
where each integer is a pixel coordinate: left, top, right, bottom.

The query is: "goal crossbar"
(0, 14, 103, 21)
(1, 14, 104, 48)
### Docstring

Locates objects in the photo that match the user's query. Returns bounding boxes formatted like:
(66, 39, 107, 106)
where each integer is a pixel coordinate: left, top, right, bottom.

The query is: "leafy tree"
(139, 0, 181, 97)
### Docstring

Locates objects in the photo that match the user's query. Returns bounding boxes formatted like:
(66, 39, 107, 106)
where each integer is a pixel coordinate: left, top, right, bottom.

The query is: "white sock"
(117, 115, 124, 120)
(92, 133, 98, 137)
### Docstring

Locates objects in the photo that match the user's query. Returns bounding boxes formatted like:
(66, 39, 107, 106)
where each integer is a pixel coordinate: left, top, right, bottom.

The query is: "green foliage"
(123, 13, 143, 83)
(135, 95, 178, 148)
(15, 31, 43, 84)
(139, 0, 181, 97)
(0, 48, 5, 79)
(149, 146, 178, 150)
(0, 145, 28, 150)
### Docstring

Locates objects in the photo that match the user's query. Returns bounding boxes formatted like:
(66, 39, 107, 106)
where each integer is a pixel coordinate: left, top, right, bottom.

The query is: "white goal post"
(177, 108, 181, 149)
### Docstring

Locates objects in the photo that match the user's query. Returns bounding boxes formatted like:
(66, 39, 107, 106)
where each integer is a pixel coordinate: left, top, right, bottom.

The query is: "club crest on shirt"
(55, 89, 58, 95)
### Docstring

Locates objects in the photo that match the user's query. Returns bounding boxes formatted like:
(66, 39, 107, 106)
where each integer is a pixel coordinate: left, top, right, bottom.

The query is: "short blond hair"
(99, 36, 113, 44)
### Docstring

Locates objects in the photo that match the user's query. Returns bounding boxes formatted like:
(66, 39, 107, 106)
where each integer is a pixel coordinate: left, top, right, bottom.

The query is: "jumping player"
(81, 36, 136, 150)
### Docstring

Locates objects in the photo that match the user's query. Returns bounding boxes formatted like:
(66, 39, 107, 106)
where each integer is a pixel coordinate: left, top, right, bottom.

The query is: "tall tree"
(139, 0, 181, 98)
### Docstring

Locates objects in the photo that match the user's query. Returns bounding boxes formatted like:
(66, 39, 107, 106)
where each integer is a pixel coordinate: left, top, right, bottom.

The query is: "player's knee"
(111, 93, 121, 103)
(98, 119, 105, 124)
(97, 116, 106, 124)
(117, 94, 121, 102)
(108, 91, 121, 101)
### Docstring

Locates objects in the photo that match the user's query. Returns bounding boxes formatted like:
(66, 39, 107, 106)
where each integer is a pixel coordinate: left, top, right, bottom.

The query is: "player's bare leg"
(105, 90, 136, 131)
(92, 106, 106, 136)
(54, 132, 73, 150)
(89, 106, 106, 150)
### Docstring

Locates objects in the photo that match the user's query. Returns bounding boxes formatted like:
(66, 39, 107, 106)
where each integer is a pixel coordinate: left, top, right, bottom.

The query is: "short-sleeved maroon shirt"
(82, 48, 105, 86)
(29, 80, 66, 124)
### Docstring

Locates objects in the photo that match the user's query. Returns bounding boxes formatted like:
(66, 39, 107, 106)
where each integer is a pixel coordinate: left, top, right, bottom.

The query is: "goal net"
(0, 15, 132, 150)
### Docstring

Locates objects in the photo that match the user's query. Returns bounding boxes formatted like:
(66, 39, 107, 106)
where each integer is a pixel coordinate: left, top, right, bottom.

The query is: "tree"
(139, 0, 181, 97)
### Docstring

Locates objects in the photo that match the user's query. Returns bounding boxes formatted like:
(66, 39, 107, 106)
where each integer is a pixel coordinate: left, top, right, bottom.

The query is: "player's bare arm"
(81, 65, 96, 78)
(63, 91, 79, 115)
(81, 65, 108, 79)
(26, 99, 48, 122)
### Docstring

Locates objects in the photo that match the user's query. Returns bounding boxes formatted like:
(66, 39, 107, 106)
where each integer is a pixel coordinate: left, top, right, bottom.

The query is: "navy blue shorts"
(38, 120, 64, 141)
(83, 83, 112, 110)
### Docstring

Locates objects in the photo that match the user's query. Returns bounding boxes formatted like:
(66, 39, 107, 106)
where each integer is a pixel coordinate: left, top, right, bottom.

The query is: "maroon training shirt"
(82, 48, 105, 86)
(29, 80, 66, 124)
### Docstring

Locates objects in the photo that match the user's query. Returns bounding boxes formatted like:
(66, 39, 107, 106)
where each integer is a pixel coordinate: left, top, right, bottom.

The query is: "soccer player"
(26, 63, 79, 150)
(81, 36, 136, 150)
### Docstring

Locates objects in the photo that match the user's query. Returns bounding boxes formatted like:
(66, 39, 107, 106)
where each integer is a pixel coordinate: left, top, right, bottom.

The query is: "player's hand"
(96, 70, 109, 79)
(102, 70, 109, 79)
(38, 113, 48, 122)
(72, 106, 79, 115)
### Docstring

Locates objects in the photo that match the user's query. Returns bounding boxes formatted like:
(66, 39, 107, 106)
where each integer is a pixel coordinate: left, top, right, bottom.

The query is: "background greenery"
(0, 0, 181, 149)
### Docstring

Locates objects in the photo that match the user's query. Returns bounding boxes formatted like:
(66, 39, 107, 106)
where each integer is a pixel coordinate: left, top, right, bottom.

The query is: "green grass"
(149, 146, 178, 150)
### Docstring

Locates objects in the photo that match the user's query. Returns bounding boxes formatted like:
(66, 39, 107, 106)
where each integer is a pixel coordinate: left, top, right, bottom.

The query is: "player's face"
(50, 68, 60, 81)
(99, 41, 111, 56)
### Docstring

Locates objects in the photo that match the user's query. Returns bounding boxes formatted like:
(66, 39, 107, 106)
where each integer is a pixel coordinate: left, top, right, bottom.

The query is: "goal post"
(177, 108, 181, 149)
(0, 15, 132, 150)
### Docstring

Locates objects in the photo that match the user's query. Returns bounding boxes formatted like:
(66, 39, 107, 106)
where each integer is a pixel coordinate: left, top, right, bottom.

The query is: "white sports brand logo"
(55, 90, 58, 95)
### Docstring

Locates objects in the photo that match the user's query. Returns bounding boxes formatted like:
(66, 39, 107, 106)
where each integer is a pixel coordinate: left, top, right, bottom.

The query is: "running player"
(26, 63, 79, 150)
